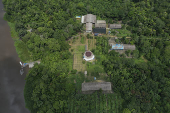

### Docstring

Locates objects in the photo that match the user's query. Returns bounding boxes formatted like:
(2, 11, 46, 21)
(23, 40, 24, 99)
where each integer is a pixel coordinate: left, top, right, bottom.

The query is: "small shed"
(93, 28, 106, 34)
(96, 20, 106, 24)
(95, 23, 106, 28)
(123, 44, 136, 50)
(82, 82, 112, 92)
(109, 24, 122, 29)
(86, 23, 92, 32)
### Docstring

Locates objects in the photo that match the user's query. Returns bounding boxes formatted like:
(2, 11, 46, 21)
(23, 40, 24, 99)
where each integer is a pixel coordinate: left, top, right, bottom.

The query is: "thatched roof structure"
(123, 44, 136, 50)
(82, 82, 112, 91)
(97, 20, 106, 24)
(85, 51, 92, 57)
(95, 23, 106, 28)
(109, 24, 122, 29)
(84, 14, 96, 23)
(83, 51, 95, 61)
(86, 23, 92, 32)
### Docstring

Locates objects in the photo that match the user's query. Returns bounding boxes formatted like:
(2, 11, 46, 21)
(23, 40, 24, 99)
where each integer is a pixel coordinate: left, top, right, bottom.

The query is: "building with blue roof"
(111, 44, 124, 50)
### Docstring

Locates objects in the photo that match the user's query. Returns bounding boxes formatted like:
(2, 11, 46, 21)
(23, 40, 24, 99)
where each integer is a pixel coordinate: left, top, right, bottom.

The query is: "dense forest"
(3, 0, 170, 113)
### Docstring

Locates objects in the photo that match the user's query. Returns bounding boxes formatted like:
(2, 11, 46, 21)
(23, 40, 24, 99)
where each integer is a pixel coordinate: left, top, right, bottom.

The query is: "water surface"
(0, 0, 30, 113)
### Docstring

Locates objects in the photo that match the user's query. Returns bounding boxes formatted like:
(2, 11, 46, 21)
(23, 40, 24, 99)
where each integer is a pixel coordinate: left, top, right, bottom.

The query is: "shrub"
(71, 69, 77, 74)
(82, 60, 85, 64)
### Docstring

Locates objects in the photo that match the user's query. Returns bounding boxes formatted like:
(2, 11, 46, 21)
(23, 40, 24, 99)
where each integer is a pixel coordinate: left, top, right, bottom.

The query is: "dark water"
(0, 0, 30, 113)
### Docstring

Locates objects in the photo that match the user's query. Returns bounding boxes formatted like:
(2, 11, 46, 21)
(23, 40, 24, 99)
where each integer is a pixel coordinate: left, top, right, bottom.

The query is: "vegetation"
(3, 0, 170, 112)
(80, 36, 85, 44)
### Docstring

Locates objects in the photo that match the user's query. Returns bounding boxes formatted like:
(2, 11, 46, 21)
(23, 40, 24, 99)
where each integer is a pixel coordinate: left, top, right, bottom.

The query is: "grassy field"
(80, 36, 86, 44)
(134, 55, 148, 64)
(88, 38, 96, 50)
(73, 53, 86, 72)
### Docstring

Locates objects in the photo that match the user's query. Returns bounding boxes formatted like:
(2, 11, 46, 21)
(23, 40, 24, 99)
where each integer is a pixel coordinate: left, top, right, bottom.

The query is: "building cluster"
(80, 14, 122, 35)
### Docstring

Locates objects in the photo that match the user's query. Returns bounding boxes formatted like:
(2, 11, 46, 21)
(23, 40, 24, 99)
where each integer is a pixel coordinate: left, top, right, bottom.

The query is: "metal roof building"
(123, 44, 136, 50)
(96, 20, 106, 24)
(111, 44, 124, 50)
(86, 23, 92, 32)
(109, 24, 122, 29)
(84, 14, 96, 23)
(93, 28, 106, 34)
(82, 82, 112, 91)
(110, 44, 136, 50)
(95, 23, 106, 28)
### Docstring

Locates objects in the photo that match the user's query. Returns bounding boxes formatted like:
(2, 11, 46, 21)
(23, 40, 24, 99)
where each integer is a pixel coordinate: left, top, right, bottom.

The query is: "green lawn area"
(77, 45, 85, 53)
(80, 36, 85, 44)
(134, 55, 147, 64)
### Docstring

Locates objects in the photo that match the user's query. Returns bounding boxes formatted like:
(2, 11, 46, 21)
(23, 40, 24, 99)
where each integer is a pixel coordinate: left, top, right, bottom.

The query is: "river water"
(0, 0, 30, 113)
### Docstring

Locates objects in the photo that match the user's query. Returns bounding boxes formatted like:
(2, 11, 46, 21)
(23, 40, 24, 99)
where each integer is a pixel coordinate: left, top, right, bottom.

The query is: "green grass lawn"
(134, 55, 147, 64)
(77, 45, 85, 53)
(80, 36, 85, 44)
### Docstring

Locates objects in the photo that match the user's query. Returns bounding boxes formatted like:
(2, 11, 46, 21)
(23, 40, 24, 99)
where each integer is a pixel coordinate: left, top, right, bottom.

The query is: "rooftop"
(82, 82, 112, 91)
(85, 51, 92, 57)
